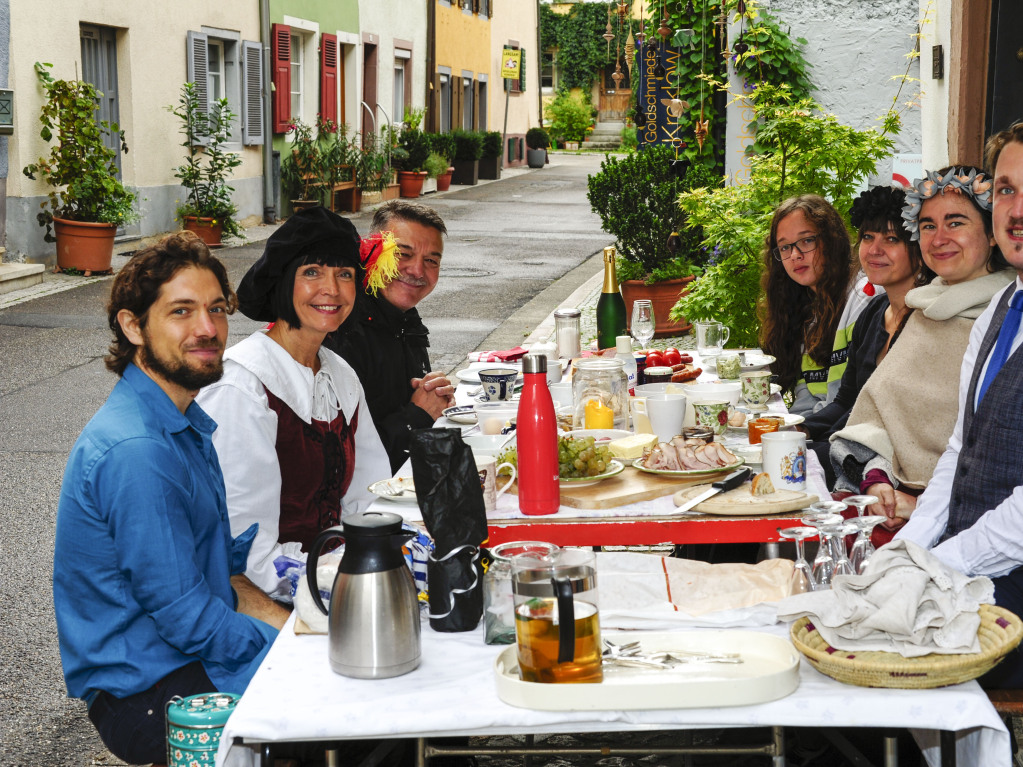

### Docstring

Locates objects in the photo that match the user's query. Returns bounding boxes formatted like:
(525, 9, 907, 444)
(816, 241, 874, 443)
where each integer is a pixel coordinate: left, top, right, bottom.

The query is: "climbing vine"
(539, 3, 616, 92)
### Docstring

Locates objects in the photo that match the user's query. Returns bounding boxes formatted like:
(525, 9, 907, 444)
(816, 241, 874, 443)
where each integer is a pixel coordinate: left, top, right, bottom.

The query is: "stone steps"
(0, 257, 45, 295)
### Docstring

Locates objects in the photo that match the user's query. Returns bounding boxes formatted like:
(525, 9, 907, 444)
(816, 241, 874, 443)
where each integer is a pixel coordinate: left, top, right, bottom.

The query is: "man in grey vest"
(896, 119, 1023, 687)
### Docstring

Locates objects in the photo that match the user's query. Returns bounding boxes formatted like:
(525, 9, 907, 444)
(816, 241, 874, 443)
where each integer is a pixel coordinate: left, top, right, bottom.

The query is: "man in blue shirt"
(54, 232, 279, 764)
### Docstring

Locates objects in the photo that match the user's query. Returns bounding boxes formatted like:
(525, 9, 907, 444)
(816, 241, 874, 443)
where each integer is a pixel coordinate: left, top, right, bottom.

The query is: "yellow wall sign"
(501, 48, 521, 80)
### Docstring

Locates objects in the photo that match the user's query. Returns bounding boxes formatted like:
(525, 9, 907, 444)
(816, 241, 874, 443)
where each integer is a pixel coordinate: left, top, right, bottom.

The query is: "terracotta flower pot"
(620, 276, 697, 338)
(53, 217, 116, 275)
(397, 170, 427, 198)
(182, 215, 224, 248)
(436, 168, 454, 192)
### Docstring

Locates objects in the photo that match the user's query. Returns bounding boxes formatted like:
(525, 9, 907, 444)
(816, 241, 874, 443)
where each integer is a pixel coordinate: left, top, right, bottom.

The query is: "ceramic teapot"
(306, 511, 421, 679)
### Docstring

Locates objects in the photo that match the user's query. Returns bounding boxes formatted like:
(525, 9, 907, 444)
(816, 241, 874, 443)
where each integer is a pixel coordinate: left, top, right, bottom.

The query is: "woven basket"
(790, 604, 1023, 689)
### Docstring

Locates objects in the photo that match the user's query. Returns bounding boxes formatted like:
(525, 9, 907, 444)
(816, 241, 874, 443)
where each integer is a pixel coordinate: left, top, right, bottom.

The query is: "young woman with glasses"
(760, 194, 874, 417)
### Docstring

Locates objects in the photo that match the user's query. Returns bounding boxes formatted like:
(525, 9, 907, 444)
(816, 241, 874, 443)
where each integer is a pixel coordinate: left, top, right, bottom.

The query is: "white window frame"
(207, 39, 225, 103)
(187, 28, 260, 147)
(439, 70, 452, 133)
(290, 33, 304, 122)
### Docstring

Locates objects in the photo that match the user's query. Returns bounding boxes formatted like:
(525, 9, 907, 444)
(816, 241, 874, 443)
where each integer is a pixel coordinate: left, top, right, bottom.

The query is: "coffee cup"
(479, 368, 519, 402)
(475, 454, 516, 513)
(694, 320, 730, 359)
(692, 400, 730, 435)
(741, 370, 773, 410)
(760, 432, 807, 491)
(644, 392, 686, 443)
(549, 382, 574, 410)
(629, 398, 653, 434)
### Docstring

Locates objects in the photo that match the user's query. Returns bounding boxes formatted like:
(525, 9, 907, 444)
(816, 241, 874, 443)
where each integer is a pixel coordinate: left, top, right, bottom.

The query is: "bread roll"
(751, 472, 775, 496)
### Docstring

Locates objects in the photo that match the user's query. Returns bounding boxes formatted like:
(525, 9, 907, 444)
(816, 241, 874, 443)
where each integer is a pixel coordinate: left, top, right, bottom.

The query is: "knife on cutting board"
(674, 467, 752, 513)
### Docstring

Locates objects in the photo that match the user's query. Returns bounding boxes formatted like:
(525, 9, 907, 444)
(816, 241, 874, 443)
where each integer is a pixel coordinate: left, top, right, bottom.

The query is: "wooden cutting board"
(673, 481, 818, 516)
(502, 466, 724, 509)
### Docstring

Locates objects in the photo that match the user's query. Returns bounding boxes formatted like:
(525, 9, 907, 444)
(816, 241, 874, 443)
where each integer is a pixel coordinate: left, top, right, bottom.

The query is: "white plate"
(368, 477, 417, 504)
(455, 363, 524, 384)
(559, 459, 625, 487)
(562, 429, 633, 444)
(705, 353, 776, 372)
(494, 630, 799, 710)
(632, 456, 744, 478)
(443, 405, 477, 424)
(727, 413, 805, 431)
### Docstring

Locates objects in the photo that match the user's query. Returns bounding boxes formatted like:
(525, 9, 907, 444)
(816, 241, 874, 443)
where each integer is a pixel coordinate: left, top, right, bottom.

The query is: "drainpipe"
(426, 0, 436, 131)
(535, 0, 542, 128)
(260, 0, 276, 223)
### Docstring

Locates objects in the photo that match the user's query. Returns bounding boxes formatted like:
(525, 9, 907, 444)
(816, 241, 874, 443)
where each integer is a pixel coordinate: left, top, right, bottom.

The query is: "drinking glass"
(848, 515, 887, 574)
(821, 522, 858, 578)
(630, 300, 655, 349)
(809, 501, 849, 562)
(777, 526, 816, 594)
(844, 494, 879, 518)
(802, 511, 843, 590)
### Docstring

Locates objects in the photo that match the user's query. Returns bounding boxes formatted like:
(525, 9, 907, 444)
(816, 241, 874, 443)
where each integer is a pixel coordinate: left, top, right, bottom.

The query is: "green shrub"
(397, 128, 430, 172)
(526, 127, 550, 150)
(620, 126, 637, 151)
(427, 132, 456, 165)
(587, 144, 719, 281)
(481, 131, 503, 159)
(545, 90, 594, 144)
(424, 152, 449, 179)
(452, 130, 484, 162)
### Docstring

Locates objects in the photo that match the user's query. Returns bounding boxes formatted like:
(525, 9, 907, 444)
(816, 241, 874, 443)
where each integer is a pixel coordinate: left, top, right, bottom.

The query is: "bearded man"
(53, 232, 278, 764)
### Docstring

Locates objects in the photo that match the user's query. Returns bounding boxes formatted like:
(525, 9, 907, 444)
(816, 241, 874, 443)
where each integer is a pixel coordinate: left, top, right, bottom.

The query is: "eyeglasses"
(773, 235, 819, 262)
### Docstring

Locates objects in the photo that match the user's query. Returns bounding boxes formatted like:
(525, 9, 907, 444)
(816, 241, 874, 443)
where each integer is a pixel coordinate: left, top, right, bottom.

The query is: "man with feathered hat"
(324, 200, 455, 472)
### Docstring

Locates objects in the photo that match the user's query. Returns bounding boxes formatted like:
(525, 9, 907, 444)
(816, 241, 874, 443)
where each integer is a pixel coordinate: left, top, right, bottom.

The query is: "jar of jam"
(644, 365, 673, 384)
(682, 425, 715, 443)
(747, 417, 780, 444)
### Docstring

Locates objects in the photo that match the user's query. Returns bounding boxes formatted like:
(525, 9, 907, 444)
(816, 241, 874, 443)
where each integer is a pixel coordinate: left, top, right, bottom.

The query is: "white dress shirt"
(897, 277, 1023, 577)
(197, 332, 390, 596)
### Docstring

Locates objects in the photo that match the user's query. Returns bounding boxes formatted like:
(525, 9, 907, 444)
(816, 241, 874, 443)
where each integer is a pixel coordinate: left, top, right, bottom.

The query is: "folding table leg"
(881, 731, 898, 767)
(940, 730, 957, 767)
(772, 726, 786, 767)
(416, 737, 428, 767)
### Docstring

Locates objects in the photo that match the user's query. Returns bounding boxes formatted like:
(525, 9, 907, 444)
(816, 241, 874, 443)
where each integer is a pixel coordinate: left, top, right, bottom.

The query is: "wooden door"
(598, 63, 631, 120)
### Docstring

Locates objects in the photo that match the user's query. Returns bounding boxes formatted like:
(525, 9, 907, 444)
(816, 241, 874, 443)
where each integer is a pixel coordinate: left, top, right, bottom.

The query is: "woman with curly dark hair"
(759, 194, 874, 417)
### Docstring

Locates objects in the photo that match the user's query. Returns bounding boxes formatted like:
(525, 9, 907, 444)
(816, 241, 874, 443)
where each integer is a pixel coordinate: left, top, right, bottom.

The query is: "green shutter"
(519, 46, 526, 92)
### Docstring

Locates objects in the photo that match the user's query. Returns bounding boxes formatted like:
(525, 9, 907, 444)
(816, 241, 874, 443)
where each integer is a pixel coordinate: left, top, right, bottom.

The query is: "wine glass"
(848, 515, 887, 574)
(809, 501, 849, 562)
(821, 522, 858, 578)
(631, 300, 655, 349)
(777, 526, 817, 594)
(802, 511, 843, 590)
(844, 494, 879, 518)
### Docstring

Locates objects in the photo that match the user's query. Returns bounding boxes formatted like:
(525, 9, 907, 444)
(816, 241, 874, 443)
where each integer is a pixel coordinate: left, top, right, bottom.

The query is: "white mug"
(475, 454, 517, 513)
(760, 432, 807, 491)
(644, 393, 686, 443)
(549, 381, 574, 410)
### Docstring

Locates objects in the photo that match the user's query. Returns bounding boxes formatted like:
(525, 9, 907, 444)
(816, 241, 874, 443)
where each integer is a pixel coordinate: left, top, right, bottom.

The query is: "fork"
(377, 481, 406, 497)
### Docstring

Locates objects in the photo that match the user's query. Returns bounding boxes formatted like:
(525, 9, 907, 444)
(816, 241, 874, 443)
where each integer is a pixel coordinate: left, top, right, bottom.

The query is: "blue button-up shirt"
(54, 364, 277, 703)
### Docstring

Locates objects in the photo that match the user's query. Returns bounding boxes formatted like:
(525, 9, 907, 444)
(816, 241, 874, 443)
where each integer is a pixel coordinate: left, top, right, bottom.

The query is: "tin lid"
(644, 366, 673, 374)
(166, 692, 240, 727)
(553, 308, 581, 318)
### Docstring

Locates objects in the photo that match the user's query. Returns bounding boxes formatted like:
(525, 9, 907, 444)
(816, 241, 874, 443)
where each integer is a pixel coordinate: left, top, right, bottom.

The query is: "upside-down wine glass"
(843, 494, 879, 519)
(848, 515, 887, 574)
(802, 511, 843, 590)
(809, 501, 849, 562)
(777, 526, 817, 594)
(631, 300, 655, 350)
(820, 521, 859, 578)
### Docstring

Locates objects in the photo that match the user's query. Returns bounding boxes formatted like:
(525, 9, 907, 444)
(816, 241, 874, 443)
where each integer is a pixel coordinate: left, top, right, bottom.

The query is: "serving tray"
(494, 630, 800, 710)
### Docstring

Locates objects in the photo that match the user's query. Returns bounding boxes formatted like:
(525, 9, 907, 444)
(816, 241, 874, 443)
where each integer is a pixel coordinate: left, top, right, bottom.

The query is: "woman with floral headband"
(759, 194, 875, 417)
(831, 166, 1013, 532)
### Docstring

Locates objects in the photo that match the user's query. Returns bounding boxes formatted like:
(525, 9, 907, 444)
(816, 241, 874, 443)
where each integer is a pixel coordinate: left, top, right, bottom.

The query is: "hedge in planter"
(451, 130, 483, 186)
(526, 127, 549, 169)
(479, 131, 503, 179)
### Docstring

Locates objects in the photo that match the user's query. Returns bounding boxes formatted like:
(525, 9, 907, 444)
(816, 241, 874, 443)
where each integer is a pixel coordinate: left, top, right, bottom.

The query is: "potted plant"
(546, 90, 593, 151)
(423, 152, 449, 195)
(167, 82, 242, 246)
(355, 130, 392, 206)
(526, 127, 549, 169)
(586, 144, 718, 337)
(320, 118, 360, 212)
(427, 132, 456, 191)
(281, 119, 326, 211)
(479, 131, 503, 180)
(22, 62, 138, 273)
(395, 126, 430, 198)
(451, 130, 483, 186)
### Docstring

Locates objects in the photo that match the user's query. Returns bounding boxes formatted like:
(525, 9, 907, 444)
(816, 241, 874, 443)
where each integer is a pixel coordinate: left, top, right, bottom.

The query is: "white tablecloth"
(216, 614, 1009, 767)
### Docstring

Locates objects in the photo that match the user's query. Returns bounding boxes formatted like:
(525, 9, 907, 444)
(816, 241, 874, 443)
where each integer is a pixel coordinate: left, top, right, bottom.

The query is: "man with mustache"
(53, 233, 278, 764)
(896, 120, 1023, 687)
(325, 200, 455, 472)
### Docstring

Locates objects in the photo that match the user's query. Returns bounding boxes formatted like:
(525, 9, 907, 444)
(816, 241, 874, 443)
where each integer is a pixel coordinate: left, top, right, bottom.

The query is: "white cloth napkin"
(776, 539, 994, 656)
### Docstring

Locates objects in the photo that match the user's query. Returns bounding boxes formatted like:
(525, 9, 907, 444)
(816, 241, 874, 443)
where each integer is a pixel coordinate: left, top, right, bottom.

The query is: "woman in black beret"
(197, 207, 390, 609)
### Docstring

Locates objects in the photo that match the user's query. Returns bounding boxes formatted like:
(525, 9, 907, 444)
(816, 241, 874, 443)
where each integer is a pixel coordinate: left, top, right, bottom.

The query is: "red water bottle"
(516, 354, 560, 515)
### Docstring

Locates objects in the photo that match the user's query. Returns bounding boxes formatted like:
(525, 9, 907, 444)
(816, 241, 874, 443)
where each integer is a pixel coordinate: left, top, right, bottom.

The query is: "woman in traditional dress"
(197, 207, 390, 604)
(830, 167, 1012, 531)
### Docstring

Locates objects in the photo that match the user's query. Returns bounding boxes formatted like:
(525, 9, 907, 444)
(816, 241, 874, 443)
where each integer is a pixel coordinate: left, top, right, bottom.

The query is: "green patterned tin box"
(166, 692, 240, 767)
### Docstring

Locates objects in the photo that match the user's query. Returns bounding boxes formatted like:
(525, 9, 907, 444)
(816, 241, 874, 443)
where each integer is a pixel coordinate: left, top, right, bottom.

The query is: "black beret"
(237, 206, 362, 322)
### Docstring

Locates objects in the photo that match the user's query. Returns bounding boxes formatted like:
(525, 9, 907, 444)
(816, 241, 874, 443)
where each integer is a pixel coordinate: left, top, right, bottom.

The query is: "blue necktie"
(978, 290, 1023, 402)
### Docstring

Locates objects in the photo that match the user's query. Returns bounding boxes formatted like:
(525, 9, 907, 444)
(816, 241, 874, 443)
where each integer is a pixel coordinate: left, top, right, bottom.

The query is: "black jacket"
(324, 293, 433, 473)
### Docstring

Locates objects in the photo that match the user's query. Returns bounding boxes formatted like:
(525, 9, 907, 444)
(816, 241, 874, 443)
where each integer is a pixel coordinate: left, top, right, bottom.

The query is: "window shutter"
(271, 23, 291, 133)
(320, 33, 338, 124)
(518, 47, 526, 92)
(186, 31, 210, 117)
(242, 40, 264, 145)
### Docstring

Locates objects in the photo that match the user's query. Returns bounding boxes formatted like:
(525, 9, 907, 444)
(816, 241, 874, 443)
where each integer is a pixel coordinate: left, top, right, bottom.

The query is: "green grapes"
(498, 435, 614, 479)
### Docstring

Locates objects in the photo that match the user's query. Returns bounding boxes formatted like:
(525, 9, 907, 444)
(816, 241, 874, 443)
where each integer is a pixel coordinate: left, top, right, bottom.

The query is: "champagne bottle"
(596, 246, 627, 350)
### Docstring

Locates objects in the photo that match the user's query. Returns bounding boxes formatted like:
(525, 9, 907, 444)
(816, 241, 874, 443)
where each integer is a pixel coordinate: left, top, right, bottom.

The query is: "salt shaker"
(554, 308, 582, 360)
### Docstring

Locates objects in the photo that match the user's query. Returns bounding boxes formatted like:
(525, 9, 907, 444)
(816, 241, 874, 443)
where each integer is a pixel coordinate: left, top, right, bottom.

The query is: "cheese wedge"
(608, 433, 659, 460)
